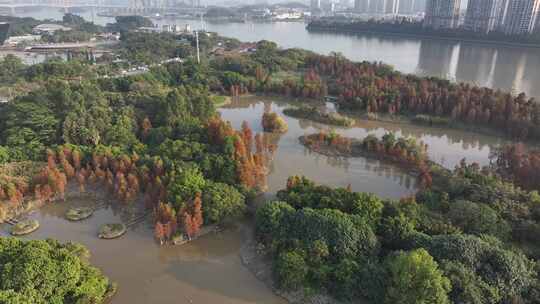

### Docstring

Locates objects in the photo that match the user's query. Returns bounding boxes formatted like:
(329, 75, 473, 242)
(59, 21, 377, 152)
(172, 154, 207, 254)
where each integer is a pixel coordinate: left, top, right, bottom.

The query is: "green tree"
(1, 98, 59, 146)
(0, 238, 111, 304)
(0, 146, 9, 164)
(274, 249, 308, 290)
(105, 109, 139, 148)
(385, 249, 451, 304)
(220, 71, 247, 89)
(157, 139, 206, 162)
(109, 15, 153, 32)
(288, 208, 379, 261)
(255, 200, 295, 242)
(201, 181, 245, 224)
(448, 200, 510, 239)
(252, 40, 281, 73)
(441, 260, 501, 304)
(0, 290, 32, 304)
(62, 13, 85, 25)
(167, 165, 206, 207)
(0, 55, 25, 84)
(331, 258, 360, 300)
(61, 84, 112, 146)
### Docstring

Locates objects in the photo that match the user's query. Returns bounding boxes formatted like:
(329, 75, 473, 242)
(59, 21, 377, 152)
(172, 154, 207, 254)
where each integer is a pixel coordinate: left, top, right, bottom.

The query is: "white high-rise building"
(424, 0, 461, 28)
(355, 0, 400, 13)
(368, 0, 381, 12)
(536, 9, 540, 31)
(384, 0, 400, 14)
(414, 0, 427, 13)
(398, 0, 427, 14)
(311, 0, 322, 11)
(464, 0, 506, 33)
(500, 0, 540, 34)
(354, 0, 370, 11)
(399, 0, 423, 14)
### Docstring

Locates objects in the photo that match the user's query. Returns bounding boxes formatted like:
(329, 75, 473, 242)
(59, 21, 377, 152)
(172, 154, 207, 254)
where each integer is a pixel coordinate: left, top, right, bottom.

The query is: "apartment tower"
(464, 0, 506, 33)
(424, 0, 461, 29)
(311, 0, 322, 11)
(500, 0, 540, 34)
(354, 0, 370, 11)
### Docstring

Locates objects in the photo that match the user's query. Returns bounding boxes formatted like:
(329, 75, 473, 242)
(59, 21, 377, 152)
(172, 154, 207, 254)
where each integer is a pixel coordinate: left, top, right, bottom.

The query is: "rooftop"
(33, 24, 71, 33)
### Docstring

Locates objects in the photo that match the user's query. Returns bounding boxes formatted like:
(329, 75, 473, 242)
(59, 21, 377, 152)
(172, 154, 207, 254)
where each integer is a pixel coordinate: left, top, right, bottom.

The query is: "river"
(12, 7, 540, 99)
(0, 96, 511, 304)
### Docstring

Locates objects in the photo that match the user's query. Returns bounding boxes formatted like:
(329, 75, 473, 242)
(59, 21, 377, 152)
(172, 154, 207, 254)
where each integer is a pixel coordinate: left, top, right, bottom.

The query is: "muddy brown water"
(0, 97, 511, 304)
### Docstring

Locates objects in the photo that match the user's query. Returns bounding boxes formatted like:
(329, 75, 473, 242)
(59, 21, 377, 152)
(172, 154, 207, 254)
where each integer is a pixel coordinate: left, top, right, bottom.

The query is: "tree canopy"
(0, 238, 112, 304)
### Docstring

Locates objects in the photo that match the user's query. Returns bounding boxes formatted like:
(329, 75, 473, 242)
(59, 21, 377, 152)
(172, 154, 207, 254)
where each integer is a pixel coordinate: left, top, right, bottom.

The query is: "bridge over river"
(0, 1, 205, 15)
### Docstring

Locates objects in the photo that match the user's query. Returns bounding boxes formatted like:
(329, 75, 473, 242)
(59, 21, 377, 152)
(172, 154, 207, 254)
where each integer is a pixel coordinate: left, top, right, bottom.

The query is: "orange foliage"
(207, 118, 271, 191)
(141, 117, 152, 139)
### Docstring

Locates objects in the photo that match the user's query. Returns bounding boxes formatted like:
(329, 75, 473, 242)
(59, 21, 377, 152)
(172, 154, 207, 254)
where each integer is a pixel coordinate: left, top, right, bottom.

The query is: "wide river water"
(0, 97, 514, 303)
(11, 7, 540, 99)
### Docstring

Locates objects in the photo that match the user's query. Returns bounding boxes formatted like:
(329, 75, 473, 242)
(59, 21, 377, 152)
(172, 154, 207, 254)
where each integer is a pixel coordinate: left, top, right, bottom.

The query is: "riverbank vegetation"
(411, 114, 450, 126)
(0, 238, 114, 303)
(283, 106, 354, 126)
(256, 170, 540, 303)
(490, 143, 540, 191)
(304, 54, 540, 141)
(301, 131, 432, 187)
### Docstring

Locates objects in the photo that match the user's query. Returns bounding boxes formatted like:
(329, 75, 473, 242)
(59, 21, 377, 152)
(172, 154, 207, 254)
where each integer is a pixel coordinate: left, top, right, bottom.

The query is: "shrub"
(274, 249, 308, 290)
(448, 200, 510, 239)
(385, 249, 451, 304)
(0, 238, 111, 304)
(202, 181, 245, 224)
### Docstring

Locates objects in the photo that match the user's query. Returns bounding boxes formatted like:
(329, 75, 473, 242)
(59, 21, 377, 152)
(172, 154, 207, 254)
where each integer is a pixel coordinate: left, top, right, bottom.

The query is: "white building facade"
(500, 0, 540, 34)
(464, 0, 506, 33)
(424, 0, 461, 29)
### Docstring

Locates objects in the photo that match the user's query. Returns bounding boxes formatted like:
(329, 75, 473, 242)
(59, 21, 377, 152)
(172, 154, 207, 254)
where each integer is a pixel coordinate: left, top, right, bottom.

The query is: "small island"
(65, 206, 94, 221)
(283, 106, 354, 127)
(262, 112, 288, 133)
(10, 219, 40, 236)
(98, 223, 127, 239)
(300, 131, 433, 187)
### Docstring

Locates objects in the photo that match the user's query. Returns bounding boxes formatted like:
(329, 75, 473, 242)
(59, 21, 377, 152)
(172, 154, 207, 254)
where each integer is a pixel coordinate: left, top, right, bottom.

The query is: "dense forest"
(283, 127, 540, 302)
(1, 14, 540, 304)
(257, 167, 540, 303)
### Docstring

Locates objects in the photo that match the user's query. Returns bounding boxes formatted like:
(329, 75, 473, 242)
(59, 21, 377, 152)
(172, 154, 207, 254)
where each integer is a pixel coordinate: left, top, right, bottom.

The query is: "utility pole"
(195, 30, 200, 64)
